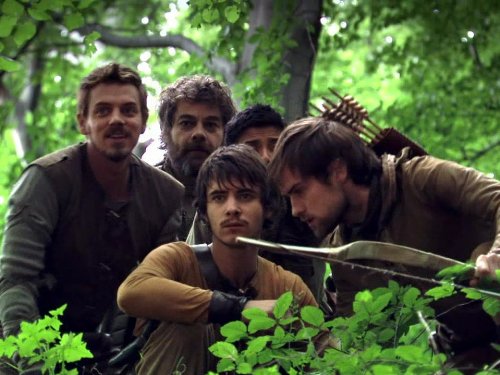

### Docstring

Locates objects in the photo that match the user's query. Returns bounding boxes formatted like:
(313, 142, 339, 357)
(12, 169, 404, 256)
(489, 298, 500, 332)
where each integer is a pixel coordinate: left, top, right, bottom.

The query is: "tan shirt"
(117, 242, 316, 375)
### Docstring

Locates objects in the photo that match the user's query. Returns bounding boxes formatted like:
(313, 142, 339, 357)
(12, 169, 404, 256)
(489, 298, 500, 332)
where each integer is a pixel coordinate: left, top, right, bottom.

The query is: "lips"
(221, 220, 246, 228)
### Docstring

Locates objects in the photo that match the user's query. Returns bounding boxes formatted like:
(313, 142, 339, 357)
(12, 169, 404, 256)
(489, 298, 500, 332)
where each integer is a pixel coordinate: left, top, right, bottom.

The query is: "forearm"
(0, 167, 58, 336)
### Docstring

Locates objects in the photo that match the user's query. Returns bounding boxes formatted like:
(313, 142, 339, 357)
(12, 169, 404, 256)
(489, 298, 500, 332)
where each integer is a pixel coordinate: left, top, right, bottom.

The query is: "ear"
(77, 114, 88, 136)
(328, 159, 348, 184)
(140, 122, 147, 134)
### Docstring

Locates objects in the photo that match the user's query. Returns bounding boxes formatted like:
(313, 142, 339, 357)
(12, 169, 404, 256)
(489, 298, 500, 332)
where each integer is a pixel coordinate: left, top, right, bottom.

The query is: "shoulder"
(30, 143, 83, 169)
(131, 156, 184, 196)
(145, 241, 196, 266)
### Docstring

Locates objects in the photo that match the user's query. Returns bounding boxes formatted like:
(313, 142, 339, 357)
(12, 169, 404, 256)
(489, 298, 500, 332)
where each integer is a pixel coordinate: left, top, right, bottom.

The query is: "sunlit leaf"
(63, 12, 84, 31)
(13, 21, 37, 46)
(0, 56, 21, 72)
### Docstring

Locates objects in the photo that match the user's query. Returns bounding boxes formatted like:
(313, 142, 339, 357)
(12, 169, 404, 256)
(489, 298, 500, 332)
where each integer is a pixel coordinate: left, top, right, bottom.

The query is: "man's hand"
(243, 300, 276, 315)
(470, 252, 500, 287)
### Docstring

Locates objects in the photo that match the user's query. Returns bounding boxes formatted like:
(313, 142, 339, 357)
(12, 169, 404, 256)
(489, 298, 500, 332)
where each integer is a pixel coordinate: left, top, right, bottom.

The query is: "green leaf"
(78, 0, 96, 9)
(236, 362, 253, 374)
(216, 358, 235, 372)
(63, 12, 84, 31)
(482, 297, 500, 317)
(273, 291, 293, 319)
(220, 321, 247, 342)
(13, 21, 37, 46)
(0, 56, 20, 72)
(378, 327, 395, 342)
(248, 316, 276, 334)
(242, 307, 267, 320)
(395, 344, 424, 362)
(0, 15, 17, 37)
(208, 342, 238, 359)
(371, 364, 399, 374)
(425, 282, 455, 300)
(246, 336, 270, 354)
(402, 288, 420, 307)
(437, 263, 474, 280)
(371, 292, 392, 313)
(28, 7, 51, 21)
(2, 0, 24, 16)
(295, 326, 319, 340)
(300, 305, 324, 327)
(84, 31, 101, 44)
(224, 5, 240, 23)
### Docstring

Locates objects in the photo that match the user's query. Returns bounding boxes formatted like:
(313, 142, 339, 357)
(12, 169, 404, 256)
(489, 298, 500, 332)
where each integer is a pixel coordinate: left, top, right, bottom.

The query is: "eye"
(204, 121, 221, 132)
(210, 193, 225, 203)
(178, 119, 195, 129)
(238, 191, 256, 201)
(122, 105, 139, 117)
(94, 106, 110, 117)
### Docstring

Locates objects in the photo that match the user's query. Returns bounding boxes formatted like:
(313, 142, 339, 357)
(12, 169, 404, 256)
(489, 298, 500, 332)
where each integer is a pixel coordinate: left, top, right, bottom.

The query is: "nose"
(109, 108, 125, 124)
(289, 196, 304, 218)
(260, 148, 272, 165)
(224, 195, 241, 216)
(191, 122, 207, 142)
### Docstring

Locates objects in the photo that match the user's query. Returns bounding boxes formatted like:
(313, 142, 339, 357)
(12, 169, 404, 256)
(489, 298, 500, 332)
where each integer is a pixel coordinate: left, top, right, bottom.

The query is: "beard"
(313, 198, 349, 239)
(167, 138, 213, 178)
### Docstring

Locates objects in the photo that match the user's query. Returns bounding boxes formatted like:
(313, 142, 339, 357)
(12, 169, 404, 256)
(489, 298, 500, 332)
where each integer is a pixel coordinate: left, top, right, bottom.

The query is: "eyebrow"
(177, 114, 222, 121)
(283, 182, 299, 196)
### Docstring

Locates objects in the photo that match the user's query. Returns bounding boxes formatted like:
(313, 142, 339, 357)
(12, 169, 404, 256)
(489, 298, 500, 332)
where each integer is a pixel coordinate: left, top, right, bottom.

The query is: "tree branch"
(468, 138, 500, 162)
(77, 24, 237, 85)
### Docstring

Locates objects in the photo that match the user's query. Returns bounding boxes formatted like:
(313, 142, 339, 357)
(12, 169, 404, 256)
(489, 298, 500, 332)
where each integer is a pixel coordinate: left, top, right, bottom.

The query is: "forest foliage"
(0, 0, 499, 237)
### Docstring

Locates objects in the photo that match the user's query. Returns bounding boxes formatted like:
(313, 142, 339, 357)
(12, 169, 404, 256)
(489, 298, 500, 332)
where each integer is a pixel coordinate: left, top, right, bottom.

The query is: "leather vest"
(31, 143, 184, 332)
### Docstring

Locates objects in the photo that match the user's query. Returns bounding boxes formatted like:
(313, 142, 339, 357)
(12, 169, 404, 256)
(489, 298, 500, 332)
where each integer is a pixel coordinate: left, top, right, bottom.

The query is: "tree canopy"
(0, 0, 499, 234)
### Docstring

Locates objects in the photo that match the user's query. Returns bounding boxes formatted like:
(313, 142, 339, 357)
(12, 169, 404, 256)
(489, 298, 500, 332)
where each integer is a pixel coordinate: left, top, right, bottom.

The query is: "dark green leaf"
(0, 15, 17, 37)
(2, 0, 24, 16)
(13, 21, 37, 46)
(27, 7, 51, 21)
(63, 12, 84, 31)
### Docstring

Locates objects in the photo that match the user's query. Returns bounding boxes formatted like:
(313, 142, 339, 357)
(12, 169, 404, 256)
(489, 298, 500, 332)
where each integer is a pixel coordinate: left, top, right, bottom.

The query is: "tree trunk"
(280, 0, 323, 122)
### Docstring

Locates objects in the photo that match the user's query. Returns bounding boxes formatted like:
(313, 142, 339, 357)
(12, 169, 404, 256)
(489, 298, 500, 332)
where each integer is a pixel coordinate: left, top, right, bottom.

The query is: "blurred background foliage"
(0, 0, 499, 243)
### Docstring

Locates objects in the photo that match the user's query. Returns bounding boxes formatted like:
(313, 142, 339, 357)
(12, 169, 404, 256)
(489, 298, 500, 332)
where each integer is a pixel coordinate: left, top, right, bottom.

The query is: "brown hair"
(195, 144, 278, 220)
(158, 75, 236, 148)
(268, 117, 382, 186)
(77, 63, 148, 123)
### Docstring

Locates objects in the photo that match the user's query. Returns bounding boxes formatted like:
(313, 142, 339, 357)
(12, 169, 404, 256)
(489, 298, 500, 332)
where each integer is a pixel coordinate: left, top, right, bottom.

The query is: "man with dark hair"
(157, 75, 237, 240)
(118, 144, 316, 375)
(0, 63, 184, 369)
(268, 116, 500, 368)
(210, 104, 325, 304)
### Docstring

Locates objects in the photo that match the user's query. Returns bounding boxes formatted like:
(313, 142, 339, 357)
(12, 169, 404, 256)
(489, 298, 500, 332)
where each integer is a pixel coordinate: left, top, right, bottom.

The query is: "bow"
(236, 236, 500, 299)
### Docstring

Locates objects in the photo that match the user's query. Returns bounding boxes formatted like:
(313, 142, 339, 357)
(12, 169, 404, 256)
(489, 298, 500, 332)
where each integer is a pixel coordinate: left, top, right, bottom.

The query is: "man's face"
(206, 178, 265, 248)
(167, 100, 224, 177)
(236, 125, 282, 164)
(78, 83, 146, 162)
(279, 166, 348, 239)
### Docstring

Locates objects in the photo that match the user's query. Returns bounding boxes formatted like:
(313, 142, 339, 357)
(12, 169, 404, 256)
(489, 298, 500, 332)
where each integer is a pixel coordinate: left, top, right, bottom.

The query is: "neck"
(344, 181, 371, 226)
(165, 157, 197, 190)
(86, 143, 131, 201)
(210, 238, 259, 289)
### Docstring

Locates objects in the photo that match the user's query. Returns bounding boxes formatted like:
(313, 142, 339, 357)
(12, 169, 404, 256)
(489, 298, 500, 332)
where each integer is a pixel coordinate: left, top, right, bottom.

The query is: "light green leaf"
(0, 15, 17, 37)
(242, 307, 267, 320)
(295, 326, 319, 340)
(224, 5, 240, 23)
(300, 305, 324, 327)
(371, 292, 392, 313)
(246, 336, 270, 354)
(248, 316, 275, 333)
(425, 282, 455, 300)
(395, 344, 424, 362)
(220, 320, 247, 341)
(273, 291, 293, 319)
(13, 21, 37, 46)
(63, 12, 84, 31)
(236, 362, 253, 374)
(482, 297, 500, 317)
(84, 31, 101, 44)
(216, 358, 235, 372)
(0, 55, 21, 72)
(208, 342, 238, 359)
(2, 0, 24, 17)
(402, 288, 420, 307)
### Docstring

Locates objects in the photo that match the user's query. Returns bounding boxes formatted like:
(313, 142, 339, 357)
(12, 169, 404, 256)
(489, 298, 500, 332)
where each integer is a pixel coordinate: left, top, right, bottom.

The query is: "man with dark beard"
(158, 76, 236, 240)
(0, 63, 184, 372)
